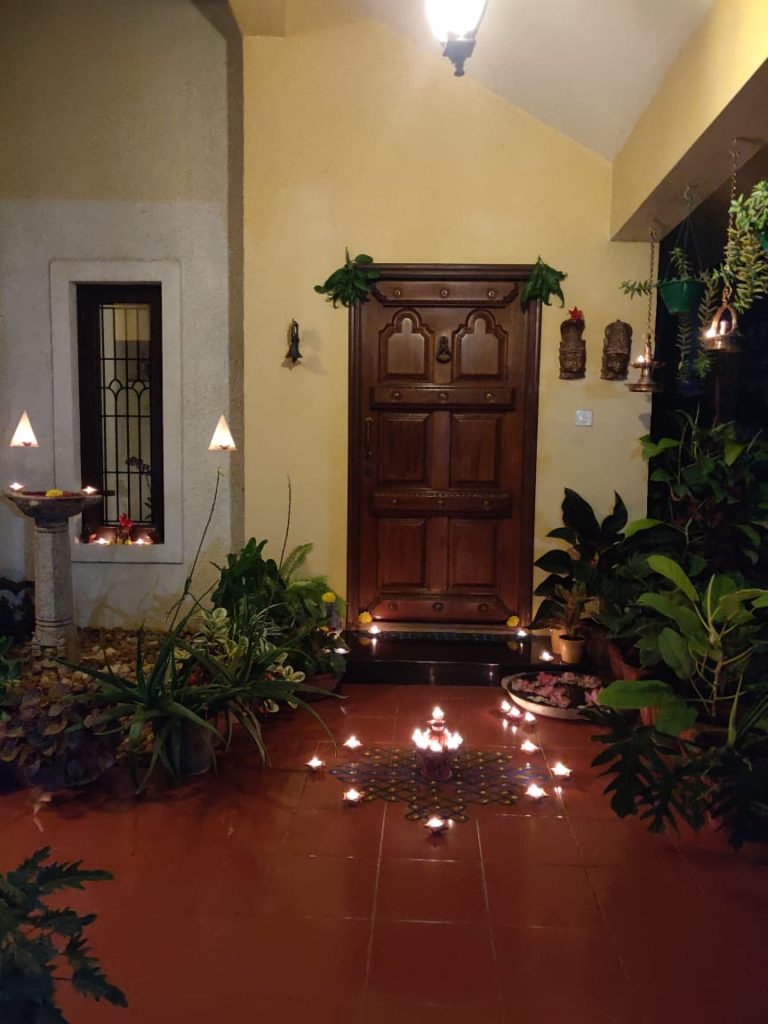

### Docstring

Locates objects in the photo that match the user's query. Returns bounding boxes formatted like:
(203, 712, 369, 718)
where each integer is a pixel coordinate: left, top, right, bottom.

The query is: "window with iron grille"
(76, 284, 164, 544)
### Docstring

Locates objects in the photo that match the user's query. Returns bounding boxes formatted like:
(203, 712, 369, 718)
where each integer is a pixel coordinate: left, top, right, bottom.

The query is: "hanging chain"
(647, 228, 657, 340)
(722, 146, 739, 303)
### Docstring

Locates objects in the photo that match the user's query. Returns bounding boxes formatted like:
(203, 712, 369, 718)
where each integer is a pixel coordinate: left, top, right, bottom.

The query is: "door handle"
(436, 336, 452, 363)
(364, 416, 374, 459)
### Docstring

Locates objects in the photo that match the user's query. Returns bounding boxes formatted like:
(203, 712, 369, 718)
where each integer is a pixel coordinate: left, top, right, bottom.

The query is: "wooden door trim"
(346, 263, 542, 630)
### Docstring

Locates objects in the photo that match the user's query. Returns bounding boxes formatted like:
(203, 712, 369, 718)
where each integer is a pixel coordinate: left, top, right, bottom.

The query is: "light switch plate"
(575, 409, 593, 427)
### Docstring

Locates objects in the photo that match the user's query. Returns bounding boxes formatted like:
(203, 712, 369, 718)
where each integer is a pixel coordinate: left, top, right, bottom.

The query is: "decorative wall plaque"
(559, 307, 586, 380)
(601, 320, 632, 380)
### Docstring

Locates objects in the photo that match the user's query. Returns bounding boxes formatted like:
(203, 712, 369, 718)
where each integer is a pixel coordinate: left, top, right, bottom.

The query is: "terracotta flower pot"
(605, 640, 656, 724)
(559, 636, 585, 665)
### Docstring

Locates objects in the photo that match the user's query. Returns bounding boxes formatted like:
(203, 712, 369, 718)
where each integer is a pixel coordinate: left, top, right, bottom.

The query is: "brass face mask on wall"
(601, 320, 632, 380)
(559, 307, 586, 380)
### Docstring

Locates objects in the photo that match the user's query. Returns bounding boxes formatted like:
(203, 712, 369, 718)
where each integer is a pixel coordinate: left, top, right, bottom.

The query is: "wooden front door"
(347, 264, 541, 629)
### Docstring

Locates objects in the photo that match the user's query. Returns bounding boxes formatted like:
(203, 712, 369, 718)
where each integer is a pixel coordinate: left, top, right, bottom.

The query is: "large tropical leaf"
(647, 555, 699, 605)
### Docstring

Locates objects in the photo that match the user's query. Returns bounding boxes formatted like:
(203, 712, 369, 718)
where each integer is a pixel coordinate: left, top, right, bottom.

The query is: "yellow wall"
(612, 0, 768, 237)
(243, 4, 651, 611)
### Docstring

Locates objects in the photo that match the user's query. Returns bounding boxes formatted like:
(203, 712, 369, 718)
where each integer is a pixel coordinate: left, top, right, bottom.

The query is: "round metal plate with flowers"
(501, 670, 603, 720)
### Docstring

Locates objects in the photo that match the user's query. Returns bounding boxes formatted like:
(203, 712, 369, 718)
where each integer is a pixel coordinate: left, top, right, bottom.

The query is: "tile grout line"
(476, 815, 505, 1017)
(361, 777, 389, 1004)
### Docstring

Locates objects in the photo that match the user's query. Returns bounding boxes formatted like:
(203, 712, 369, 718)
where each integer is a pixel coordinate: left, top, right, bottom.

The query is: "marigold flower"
(358, 611, 373, 625)
(322, 591, 337, 604)
(506, 615, 520, 628)
(45, 488, 64, 497)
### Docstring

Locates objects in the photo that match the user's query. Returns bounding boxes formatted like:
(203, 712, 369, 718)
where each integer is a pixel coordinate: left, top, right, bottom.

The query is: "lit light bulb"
(425, 0, 488, 42)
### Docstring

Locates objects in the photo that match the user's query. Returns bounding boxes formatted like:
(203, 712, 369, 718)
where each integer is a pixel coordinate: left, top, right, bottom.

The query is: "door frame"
(346, 263, 542, 630)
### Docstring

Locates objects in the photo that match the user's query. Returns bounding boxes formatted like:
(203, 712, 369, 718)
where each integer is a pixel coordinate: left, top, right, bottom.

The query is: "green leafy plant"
(0, 846, 127, 1022)
(0, 675, 117, 791)
(531, 489, 630, 630)
(314, 249, 380, 308)
(521, 257, 567, 308)
(600, 554, 768, 731)
(719, 180, 768, 312)
(640, 414, 768, 576)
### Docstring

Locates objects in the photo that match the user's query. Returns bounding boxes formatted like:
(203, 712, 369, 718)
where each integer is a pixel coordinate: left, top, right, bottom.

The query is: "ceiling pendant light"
(425, 0, 489, 77)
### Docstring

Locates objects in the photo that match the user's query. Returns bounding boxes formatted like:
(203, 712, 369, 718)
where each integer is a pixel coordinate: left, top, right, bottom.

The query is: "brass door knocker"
(436, 336, 452, 363)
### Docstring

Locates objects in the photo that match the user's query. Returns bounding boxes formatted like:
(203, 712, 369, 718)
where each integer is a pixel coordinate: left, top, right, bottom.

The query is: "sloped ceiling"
(356, 0, 716, 158)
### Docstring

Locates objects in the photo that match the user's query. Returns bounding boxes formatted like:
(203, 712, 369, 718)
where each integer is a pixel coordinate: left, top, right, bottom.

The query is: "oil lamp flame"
(432, 706, 445, 721)
(8, 482, 24, 492)
(208, 414, 237, 452)
(524, 711, 536, 724)
(343, 735, 362, 750)
(521, 739, 538, 753)
(82, 485, 98, 495)
(552, 762, 572, 778)
(424, 815, 448, 834)
(306, 756, 324, 771)
(343, 788, 362, 804)
(369, 624, 381, 635)
(540, 650, 555, 663)
(500, 699, 512, 714)
(9, 411, 38, 448)
(526, 783, 548, 799)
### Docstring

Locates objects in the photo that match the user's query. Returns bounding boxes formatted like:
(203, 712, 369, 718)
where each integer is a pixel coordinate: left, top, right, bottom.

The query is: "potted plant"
(621, 244, 706, 316)
(555, 581, 588, 664)
(0, 846, 127, 1022)
(586, 555, 768, 847)
(730, 179, 768, 255)
(0, 674, 118, 792)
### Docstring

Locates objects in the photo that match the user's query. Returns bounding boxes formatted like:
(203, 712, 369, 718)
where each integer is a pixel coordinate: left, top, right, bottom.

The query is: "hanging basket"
(658, 279, 705, 315)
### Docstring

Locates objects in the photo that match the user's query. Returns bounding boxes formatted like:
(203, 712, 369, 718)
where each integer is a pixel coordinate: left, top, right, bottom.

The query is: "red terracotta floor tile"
(570, 815, 679, 866)
(260, 853, 378, 918)
(8, 682, 768, 1023)
(382, 806, 481, 862)
(494, 925, 634, 1023)
(485, 861, 603, 929)
(367, 920, 500, 1010)
(479, 813, 580, 866)
(376, 857, 486, 923)
(282, 806, 385, 858)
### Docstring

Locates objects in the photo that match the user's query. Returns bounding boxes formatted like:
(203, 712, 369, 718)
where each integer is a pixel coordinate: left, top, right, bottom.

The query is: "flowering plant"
(507, 670, 602, 710)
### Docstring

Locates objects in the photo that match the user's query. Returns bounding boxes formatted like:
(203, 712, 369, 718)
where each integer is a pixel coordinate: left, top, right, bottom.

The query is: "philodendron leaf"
(533, 550, 574, 576)
(636, 594, 702, 636)
(658, 627, 693, 679)
(641, 437, 680, 460)
(354, 254, 374, 264)
(723, 440, 745, 466)
(624, 517, 664, 539)
(655, 695, 698, 737)
(647, 555, 699, 605)
(599, 679, 674, 709)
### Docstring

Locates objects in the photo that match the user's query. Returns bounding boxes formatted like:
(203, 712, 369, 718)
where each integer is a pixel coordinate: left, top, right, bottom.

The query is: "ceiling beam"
(611, 0, 768, 241)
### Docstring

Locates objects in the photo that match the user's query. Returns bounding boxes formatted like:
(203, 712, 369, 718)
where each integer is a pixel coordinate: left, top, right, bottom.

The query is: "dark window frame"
(76, 283, 165, 542)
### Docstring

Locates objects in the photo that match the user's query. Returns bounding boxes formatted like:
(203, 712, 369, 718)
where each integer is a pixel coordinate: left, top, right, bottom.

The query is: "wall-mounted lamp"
(425, 0, 488, 77)
(287, 319, 302, 364)
(208, 415, 237, 452)
(9, 411, 38, 448)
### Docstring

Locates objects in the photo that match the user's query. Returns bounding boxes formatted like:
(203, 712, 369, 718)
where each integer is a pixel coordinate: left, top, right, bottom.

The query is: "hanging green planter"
(658, 278, 706, 315)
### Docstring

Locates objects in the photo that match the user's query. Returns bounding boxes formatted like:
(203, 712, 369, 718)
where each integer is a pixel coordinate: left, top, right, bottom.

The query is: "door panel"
(449, 414, 502, 487)
(348, 264, 540, 627)
(377, 519, 428, 588)
(377, 413, 431, 485)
